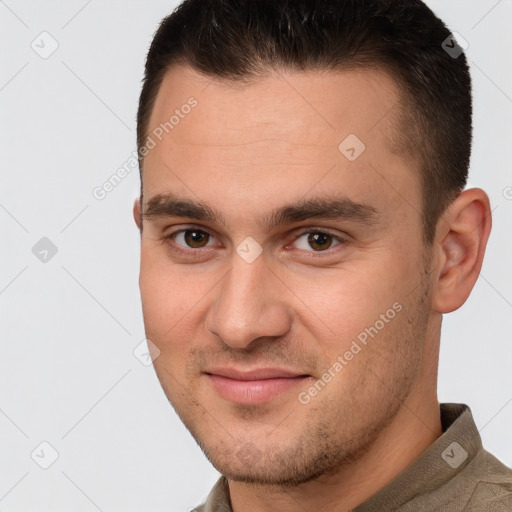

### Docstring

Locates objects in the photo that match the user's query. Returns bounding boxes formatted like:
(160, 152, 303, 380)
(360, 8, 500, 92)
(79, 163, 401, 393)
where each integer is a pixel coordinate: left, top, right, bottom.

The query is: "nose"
(205, 252, 292, 350)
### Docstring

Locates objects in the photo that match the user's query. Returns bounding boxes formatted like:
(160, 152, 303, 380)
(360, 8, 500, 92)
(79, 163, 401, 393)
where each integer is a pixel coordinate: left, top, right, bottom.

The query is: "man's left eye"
(293, 231, 343, 252)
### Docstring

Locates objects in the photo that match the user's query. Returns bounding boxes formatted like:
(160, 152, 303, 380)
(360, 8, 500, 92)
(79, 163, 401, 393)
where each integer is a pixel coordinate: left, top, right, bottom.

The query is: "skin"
(133, 64, 491, 512)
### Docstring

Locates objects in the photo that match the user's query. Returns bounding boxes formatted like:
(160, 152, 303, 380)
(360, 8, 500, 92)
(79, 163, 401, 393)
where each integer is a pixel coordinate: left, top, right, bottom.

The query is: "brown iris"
(307, 232, 333, 251)
(184, 230, 209, 248)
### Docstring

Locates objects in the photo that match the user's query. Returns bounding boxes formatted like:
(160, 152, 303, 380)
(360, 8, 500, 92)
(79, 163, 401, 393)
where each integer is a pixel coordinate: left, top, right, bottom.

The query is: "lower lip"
(207, 374, 310, 405)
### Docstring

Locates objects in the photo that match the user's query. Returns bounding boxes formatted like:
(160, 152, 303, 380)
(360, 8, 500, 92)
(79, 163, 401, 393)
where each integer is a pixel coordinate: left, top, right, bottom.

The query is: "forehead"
(142, 64, 420, 229)
(147, 64, 402, 149)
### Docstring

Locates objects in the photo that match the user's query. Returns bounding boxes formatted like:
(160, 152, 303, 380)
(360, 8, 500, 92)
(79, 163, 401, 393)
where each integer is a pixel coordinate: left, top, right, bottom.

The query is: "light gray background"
(0, 1, 511, 511)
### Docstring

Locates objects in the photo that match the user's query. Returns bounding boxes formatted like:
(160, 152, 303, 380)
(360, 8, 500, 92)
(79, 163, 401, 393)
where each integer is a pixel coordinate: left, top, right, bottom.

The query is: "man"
(133, 0, 512, 510)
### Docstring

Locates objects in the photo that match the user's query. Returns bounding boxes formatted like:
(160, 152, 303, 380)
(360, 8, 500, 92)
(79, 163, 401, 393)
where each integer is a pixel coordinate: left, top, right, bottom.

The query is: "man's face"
(137, 65, 434, 485)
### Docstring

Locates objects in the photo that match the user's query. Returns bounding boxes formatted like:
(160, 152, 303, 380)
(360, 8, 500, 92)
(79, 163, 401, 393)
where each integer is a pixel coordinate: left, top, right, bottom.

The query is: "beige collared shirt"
(194, 403, 512, 511)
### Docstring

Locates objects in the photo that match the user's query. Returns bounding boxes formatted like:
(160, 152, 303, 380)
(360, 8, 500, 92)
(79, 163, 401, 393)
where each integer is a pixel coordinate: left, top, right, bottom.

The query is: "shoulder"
(461, 449, 512, 511)
(189, 476, 232, 512)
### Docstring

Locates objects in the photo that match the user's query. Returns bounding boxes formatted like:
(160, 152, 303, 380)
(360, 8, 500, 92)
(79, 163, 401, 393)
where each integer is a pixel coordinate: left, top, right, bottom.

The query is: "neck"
(228, 389, 442, 512)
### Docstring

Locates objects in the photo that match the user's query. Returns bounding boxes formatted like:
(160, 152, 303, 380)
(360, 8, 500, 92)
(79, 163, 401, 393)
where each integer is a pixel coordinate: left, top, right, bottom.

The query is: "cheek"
(139, 252, 199, 348)
(290, 263, 404, 355)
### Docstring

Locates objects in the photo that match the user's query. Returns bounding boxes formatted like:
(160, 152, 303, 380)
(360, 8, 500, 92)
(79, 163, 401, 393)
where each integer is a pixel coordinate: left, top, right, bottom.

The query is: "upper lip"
(205, 367, 308, 381)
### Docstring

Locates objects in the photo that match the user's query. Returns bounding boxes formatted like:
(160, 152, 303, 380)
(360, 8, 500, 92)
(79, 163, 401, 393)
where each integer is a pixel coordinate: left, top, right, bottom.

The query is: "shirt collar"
(354, 403, 480, 510)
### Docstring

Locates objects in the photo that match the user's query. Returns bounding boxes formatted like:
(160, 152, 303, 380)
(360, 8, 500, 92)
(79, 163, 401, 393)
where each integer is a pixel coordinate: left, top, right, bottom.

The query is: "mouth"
(204, 367, 312, 405)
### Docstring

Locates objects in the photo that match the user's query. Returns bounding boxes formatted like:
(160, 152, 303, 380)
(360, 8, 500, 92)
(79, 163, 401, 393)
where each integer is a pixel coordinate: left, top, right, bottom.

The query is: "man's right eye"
(161, 226, 221, 257)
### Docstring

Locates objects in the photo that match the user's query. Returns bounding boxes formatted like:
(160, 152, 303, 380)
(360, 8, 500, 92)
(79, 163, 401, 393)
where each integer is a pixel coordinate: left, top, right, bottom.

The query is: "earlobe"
(133, 197, 142, 231)
(431, 188, 492, 314)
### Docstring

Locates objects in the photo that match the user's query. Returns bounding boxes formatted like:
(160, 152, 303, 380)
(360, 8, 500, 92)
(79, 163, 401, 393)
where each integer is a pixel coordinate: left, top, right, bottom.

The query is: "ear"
(133, 197, 142, 231)
(431, 188, 492, 313)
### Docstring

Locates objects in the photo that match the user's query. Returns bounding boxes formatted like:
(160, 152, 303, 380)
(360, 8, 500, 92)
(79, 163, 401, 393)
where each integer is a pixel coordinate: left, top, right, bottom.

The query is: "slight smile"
(205, 367, 312, 405)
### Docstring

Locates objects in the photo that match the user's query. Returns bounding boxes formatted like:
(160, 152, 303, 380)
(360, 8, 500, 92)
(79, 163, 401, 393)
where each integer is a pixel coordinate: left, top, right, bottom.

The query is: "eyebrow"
(143, 192, 380, 231)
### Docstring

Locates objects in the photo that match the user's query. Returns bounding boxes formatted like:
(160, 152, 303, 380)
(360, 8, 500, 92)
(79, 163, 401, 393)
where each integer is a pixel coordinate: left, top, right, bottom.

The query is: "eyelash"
(161, 225, 349, 258)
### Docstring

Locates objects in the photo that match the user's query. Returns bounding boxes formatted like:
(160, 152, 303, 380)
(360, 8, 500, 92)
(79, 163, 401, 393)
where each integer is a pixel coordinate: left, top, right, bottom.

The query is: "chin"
(220, 467, 331, 487)
(199, 440, 349, 488)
